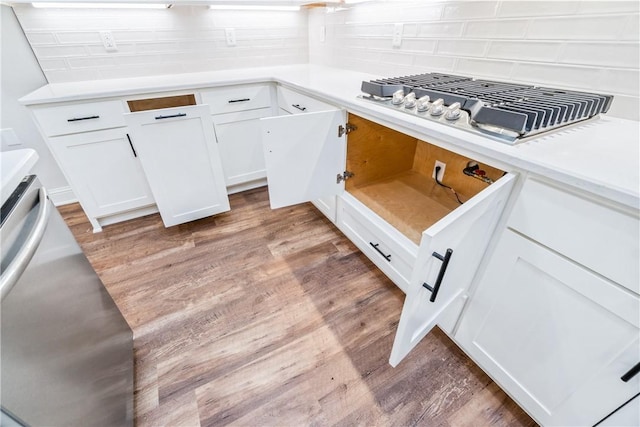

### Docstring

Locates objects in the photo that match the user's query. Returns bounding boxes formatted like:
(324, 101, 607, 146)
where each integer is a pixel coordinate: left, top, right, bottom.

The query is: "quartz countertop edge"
(18, 64, 640, 210)
(1, 149, 39, 207)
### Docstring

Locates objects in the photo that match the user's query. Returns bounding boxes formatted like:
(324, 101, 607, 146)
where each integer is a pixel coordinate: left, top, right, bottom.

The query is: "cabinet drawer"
(200, 84, 271, 115)
(338, 193, 417, 293)
(508, 179, 639, 294)
(32, 100, 126, 137)
(277, 86, 336, 115)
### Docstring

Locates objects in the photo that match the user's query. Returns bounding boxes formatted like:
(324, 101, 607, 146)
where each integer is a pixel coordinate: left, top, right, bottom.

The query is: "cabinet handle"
(67, 115, 100, 122)
(155, 113, 187, 120)
(228, 98, 251, 103)
(423, 248, 453, 303)
(369, 242, 391, 262)
(126, 133, 137, 157)
(621, 362, 640, 382)
(292, 104, 307, 112)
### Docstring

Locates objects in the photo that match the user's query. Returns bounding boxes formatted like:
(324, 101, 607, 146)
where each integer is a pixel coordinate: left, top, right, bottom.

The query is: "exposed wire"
(435, 166, 464, 205)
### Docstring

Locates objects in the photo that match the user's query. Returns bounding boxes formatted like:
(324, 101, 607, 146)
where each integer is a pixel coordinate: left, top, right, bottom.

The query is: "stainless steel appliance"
(360, 72, 613, 144)
(0, 175, 133, 426)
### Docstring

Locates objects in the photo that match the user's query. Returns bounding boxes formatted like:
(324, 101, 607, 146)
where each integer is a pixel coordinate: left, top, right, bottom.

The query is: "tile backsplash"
(11, 1, 640, 121)
(308, 1, 640, 121)
(12, 4, 308, 82)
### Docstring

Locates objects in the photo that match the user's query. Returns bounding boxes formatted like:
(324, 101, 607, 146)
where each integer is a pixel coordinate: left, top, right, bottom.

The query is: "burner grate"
(360, 72, 613, 140)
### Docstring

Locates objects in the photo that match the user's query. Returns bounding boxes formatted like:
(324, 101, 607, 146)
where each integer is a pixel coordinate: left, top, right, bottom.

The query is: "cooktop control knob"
(403, 92, 417, 109)
(430, 99, 445, 116)
(392, 89, 405, 105)
(416, 96, 430, 112)
(445, 102, 462, 121)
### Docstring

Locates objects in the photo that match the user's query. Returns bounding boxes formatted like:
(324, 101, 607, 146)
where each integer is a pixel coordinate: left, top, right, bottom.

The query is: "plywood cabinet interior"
(344, 115, 505, 245)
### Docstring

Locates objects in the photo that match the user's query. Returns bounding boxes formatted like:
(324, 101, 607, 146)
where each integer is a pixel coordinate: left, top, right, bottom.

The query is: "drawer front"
(338, 193, 417, 293)
(508, 178, 639, 294)
(200, 84, 271, 115)
(277, 86, 335, 115)
(32, 100, 126, 137)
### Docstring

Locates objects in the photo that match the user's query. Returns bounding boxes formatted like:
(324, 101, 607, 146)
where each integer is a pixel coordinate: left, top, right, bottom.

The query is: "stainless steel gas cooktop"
(359, 73, 613, 144)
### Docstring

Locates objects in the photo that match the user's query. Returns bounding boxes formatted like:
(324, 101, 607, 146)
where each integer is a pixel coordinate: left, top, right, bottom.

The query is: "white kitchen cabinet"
(277, 86, 336, 116)
(269, 87, 341, 222)
(30, 99, 156, 232)
(599, 394, 640, 426)
(262, 110, 517, 365)
(46, 128, 155, 231)
(124, 104, 230, 227)
(199, 84, 275, 193)
(211, 109, 272, 189)
(389, 171, 515, 366)
(455, 179, 640, 426)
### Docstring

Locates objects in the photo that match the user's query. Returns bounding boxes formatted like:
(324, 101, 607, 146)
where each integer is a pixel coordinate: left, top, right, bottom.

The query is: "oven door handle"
(0, 187, 50, 301)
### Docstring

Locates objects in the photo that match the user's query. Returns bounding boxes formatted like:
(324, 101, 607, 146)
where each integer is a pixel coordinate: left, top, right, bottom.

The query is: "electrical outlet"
(433, 160, 446, 181)
(100, 31, 117, 52)
(225, 28, 236, 47)
(319, 25, 326, 43)
(392, 23, 403, 48)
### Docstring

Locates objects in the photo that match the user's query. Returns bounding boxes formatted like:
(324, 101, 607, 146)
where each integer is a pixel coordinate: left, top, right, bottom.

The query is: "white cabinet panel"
(125, 105, 229, 227)
(200, 84, 271, 115)
(456, 230, 640, 426)
(389, 172, 517, 367)
(261, 109, 346, 209)
(508, 178, 639, 294)
(212, 108, 272, 187)
(277, 86, 336, 115)
(339, 192, 418, 293)
(48, 128, 154, 229)
(32, 100, 126, 137)
(599, 394, 640, 427)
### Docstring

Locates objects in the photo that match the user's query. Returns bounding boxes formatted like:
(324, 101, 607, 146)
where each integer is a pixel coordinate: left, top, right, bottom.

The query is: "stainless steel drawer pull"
(67, 115, 100, 122)
(228, 98, 251, 103)
(155, 113, 187, 120)
(423, 248, 453, 302)
(621, 362, 640, 382)
(369, 242, 391, 262)
(292, 104, 307, 112)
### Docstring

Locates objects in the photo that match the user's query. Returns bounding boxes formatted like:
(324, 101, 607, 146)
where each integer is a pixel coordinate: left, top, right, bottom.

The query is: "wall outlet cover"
(225, 28, 237, 47)
(392, 23, 403, 48)
(100, 31, 118, 52)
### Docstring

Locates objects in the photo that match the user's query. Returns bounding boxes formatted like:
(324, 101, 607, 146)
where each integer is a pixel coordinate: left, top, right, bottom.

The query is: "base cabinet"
(46, 128, 155, 232)
(125, 104, 230, 227)
(456, 229, 640, 426)
(212, 109, 271, 189)
(262, 108, 518, 367)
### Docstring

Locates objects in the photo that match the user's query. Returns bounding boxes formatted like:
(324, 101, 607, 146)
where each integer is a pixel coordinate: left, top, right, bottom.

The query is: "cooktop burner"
(360, 72, 613, 144)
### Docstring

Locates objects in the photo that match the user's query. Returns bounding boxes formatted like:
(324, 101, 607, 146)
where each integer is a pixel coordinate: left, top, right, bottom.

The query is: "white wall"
(309, 1, 640, 121)
(1, 5, 70, 200)
(12, 4, 309, 82)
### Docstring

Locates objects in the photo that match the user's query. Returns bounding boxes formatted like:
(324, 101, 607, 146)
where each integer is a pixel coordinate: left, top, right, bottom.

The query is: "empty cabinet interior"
(127, 94, 196, 112)
(345, 114, 505, 245)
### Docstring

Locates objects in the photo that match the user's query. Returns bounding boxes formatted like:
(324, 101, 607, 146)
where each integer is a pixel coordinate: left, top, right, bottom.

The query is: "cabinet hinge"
(338, 123, 357, 138)
(337, 171, 354, 184)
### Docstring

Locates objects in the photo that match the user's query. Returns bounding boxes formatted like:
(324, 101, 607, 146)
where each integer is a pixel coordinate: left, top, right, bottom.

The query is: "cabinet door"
(48, 128, 154, 219)
(212, 109, 271, 187)
(125, 105, 230, 227)
(260, 109, 346, 209)
(456, 230, 640, 426)
(389, 172, 516, 367)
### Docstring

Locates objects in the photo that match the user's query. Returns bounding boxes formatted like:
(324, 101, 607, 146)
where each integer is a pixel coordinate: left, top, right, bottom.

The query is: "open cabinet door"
(389, 172, 517, 367)
(261, 109, 347, 209)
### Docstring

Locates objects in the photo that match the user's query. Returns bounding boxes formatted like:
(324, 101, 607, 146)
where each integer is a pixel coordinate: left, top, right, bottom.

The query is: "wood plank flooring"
(58, 187, 537, 427)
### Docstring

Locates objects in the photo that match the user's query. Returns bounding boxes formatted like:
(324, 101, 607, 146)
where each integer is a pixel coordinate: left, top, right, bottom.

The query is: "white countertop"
(19, 64, 640, 210)
(1, 149, 39, 207)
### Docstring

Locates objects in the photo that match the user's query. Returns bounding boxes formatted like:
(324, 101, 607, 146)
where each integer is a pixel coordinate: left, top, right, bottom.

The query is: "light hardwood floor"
(58, 187, 537, 427)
